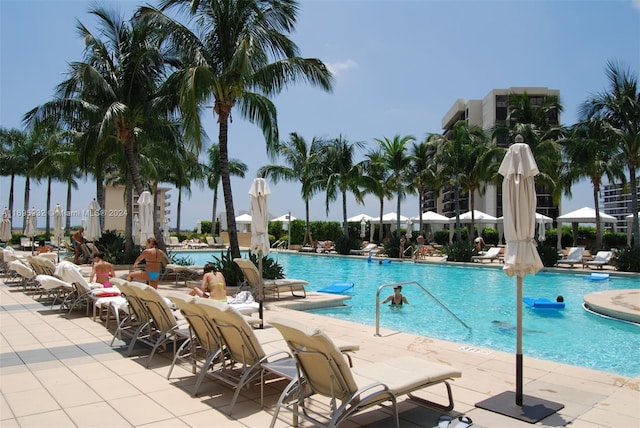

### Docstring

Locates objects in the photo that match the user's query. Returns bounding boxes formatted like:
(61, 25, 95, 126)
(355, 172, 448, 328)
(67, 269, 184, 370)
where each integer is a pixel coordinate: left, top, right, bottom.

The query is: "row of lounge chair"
(557, 247, 614, 269)
(2, 248, 467, 426)
(166, 236, 227, 249)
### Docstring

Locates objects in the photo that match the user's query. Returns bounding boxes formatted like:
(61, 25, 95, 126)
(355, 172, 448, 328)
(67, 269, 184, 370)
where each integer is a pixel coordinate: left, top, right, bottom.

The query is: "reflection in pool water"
(175, 250, 640, 377)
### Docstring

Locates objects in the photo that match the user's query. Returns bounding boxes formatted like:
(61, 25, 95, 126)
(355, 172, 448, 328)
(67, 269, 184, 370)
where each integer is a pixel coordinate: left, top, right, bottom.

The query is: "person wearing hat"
(382, 285, 409, 306)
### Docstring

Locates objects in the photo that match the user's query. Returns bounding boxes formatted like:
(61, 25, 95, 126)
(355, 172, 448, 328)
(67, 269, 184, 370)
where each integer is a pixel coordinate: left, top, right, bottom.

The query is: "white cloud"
(325, 59, 357, 77)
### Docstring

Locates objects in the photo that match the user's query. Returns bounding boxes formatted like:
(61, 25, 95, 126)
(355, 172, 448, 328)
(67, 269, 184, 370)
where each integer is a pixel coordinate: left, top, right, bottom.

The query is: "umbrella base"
(475, 391, 563, 424)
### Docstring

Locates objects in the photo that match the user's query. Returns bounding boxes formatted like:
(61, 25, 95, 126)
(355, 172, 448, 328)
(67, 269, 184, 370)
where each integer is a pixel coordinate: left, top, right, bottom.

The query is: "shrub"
(603, 232, 627, 249)
(537, 244, 560, 267)
(335, 235, 360, 255)
(482, 227, 499, 246)
(442, 241, 476, 262)
(247, 251, 285, 279)
(433, 229, 450, 245)
(382, 235, 401, 258)
(613, 247, 640, 272)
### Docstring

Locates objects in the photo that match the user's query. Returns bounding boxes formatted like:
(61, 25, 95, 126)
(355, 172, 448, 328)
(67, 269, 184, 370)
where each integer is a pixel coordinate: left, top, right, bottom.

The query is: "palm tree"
(375, 135, 415, 235)
(206, 144, 247, 236)
(25, 6, 179, 251)
(258, 133, 325, 246)
(0, 127, 26, 217)
(408, 140, 437, 234)
(361, 149, 393, 243)
(323, 136, 366, 240)
(580, 61, 640, 249)
(564, 119, 626, 249)
(428, 122, 489, 241)
(142, 0, 334, 257)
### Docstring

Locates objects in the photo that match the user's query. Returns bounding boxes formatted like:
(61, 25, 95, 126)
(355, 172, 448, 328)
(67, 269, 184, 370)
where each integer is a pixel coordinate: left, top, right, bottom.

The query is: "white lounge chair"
(206, 236, 227, 248)
(166, 236, 183, 248)
(471, 246, 503, 263)
(583, 251, 613, 269)
(268, 317, 462, 428)
(557, 246, 585, 268)
(234, 258, 307, 300)
(349, 243, 378, 255)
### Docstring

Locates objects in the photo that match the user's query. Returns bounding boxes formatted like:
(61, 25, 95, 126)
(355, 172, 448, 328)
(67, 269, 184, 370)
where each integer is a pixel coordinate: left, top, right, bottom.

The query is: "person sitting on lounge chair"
(189, 262, 227, 302)
(128, 237, 170, 289)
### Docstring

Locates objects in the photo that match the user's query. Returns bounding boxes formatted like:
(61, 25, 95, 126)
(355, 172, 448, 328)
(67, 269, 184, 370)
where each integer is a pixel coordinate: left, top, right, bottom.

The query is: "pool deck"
(1, 252, 639, 427)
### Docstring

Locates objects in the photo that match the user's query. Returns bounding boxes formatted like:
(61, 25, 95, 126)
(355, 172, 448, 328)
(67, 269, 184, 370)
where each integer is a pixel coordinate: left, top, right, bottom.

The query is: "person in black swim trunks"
(382, 285, 409, 306)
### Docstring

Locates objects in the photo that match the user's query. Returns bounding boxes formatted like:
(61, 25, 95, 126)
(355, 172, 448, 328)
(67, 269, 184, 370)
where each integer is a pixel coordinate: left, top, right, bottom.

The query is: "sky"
(1, 0, 639, 232)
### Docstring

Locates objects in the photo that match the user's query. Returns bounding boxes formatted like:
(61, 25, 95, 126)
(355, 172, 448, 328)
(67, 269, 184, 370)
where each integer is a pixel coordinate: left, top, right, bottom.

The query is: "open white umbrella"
(138, 191, 154, 244)
(85, 199, 102, 241)
(477, 139, 563, 421)
(249, 178, 270, 326)
(0, 207, 11, 242)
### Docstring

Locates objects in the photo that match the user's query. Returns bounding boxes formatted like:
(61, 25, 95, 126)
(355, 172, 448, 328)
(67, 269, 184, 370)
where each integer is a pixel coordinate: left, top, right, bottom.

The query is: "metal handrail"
(375, 281, 471, 336)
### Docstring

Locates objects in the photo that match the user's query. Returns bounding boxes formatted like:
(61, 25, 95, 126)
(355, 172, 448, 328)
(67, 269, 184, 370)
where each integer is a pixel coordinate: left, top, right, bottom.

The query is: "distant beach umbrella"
(24, 207, 37, 238)
(197, 220, 202, 235)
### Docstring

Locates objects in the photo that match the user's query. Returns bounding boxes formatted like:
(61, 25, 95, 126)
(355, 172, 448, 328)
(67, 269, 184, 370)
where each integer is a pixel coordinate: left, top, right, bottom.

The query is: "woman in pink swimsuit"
(90, 253, 116, 287)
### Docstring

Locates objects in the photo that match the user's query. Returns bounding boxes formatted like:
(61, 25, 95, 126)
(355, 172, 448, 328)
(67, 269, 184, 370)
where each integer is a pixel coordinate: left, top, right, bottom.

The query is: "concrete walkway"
(1, 264, 639, 427)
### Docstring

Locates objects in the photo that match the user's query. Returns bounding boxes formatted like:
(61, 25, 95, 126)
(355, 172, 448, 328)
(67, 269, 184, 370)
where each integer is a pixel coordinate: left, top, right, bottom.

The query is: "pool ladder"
(374, 281, 471, 336)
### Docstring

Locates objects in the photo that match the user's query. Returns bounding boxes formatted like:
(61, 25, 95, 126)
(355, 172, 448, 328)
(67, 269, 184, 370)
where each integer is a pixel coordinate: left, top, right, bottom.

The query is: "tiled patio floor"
(1, 264, 638, 427)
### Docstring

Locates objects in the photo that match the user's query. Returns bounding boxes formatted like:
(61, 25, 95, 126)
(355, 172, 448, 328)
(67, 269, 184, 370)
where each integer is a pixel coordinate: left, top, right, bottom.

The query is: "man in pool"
(382, 285, 409, 306)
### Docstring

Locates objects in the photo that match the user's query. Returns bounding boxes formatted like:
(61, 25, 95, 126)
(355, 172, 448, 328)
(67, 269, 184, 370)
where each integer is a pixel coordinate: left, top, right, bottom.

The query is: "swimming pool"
(176, 250, 640, 377)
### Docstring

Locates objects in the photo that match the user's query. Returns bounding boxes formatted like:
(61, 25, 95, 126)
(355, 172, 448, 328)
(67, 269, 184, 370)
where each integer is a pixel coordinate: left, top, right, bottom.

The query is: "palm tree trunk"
(593, 183, 602, 249)
(65, 181, 72, 235)
(454, 177, 462, 242)
(378, 199, 384, 243)
(9, 174, 15, 218)
(211, 187, 218, 236)
(46, 177, 52, 235)
(219, 113, 240, 258)
(342, 191, 348, 239)
(23, 175, 30, 232)
(304, 198, 311, 246)
(396, 184, 402, 236)
(629, 166, 639, 250)
(95, 169, 105, 231)
(470, 189, 476, 240)
(176, 187, 182, 234)
(152, 182, 165, 251)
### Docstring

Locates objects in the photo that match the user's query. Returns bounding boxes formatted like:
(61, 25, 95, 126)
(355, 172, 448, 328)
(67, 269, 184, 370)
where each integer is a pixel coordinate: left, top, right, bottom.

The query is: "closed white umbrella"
(85, 199, 102, 241)
(478, 138, 562, 420)
(405, 218, 413, 239)
(53, 204, 64, 262)
(133, 214, 140, 245)
(0, 207, 11, 242)
(360, 217, 367, 239)
(163, 217, 170, 242)
(249, 178, 270, 326)
(24, 207, 37, 251)
(138, 191, 154, 244)
(537, 220, 546, 242)
(196, 220, 202, 235)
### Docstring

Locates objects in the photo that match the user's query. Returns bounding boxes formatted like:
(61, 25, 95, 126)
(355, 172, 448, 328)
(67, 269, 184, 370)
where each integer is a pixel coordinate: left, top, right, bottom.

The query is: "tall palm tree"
(0, 127, 26, 217)
(361, 149, 393, 243)
(206, 144, 247, 236)
(142, 0, 334, 257)
(408, 140, 437, 234)
(375, 135, 415, 235)
(258, 133, 326, 246)
(323, 136, 366, 239)
(564, 119, 626, 249)
(428, 122, 488, 241)
(25, 6, 179, 251)
(580, 61, 640, 249)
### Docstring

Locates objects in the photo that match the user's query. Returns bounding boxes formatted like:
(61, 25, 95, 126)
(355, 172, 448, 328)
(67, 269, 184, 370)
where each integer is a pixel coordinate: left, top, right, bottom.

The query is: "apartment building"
(600, 183, 640, 233)
(430, 87, 561, 220)
(103, 185, 171, 232)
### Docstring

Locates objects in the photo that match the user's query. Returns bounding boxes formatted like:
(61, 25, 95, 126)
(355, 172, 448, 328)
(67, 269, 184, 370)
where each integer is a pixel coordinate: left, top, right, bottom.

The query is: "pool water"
(176, 250, 640, 377)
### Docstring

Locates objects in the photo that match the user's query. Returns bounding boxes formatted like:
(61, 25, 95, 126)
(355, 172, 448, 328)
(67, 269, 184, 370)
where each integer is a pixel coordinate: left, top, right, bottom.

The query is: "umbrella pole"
(516, 276, 523, 406)
(258, 250, 264, 329)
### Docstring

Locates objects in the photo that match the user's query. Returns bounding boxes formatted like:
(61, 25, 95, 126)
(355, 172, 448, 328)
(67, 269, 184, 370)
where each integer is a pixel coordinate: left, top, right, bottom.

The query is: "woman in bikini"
(190, 263, 227, 302)
(382, 285, 409, 307)
(90, 253, 116, 287)
(128, 237, 169, 289)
